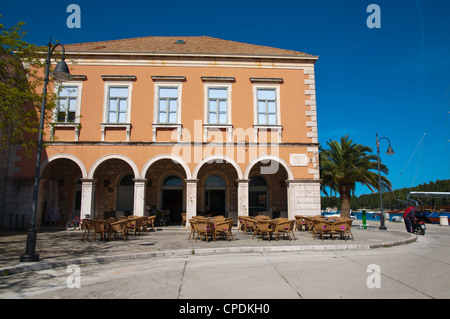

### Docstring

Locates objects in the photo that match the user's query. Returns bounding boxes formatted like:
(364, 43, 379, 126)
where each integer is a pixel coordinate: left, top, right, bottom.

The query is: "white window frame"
(51, 82, 83, 141)
(53, 82, 83, 123)
(103, 82, 133, 123)
(101, 81, 133, 141)
(204, 84, 232, 125)
(203, 83, 233, 142)
(152, 82, 183, 141)
(252, 84, 282, 143)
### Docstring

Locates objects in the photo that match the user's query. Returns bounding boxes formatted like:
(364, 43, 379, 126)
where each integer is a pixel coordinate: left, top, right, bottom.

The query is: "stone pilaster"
(133, 179, 147, 216)
(287, 179, 321, 218)
(304, 67, 318, 144)
(237, 179, 250, 217)
(80, 179, 95, 219)
(185, 179, 198, 229)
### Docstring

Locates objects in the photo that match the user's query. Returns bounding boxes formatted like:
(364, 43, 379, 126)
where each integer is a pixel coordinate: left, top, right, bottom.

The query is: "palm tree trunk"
(339, 184, 351, 219)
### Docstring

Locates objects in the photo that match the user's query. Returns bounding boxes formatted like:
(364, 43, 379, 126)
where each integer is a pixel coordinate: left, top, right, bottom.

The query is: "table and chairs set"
(188, 214, 354, 243)
(294, 215, 354, 241)
(188, 215, 235, 242)
(81, 215, 156, 242)
(79, 213, 354, 243)
(237, 215, 297, 242)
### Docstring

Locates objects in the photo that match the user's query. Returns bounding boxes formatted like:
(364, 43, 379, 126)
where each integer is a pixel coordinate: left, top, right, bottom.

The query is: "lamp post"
(20, 39, 73, 262)
(376, 133, 394, 231)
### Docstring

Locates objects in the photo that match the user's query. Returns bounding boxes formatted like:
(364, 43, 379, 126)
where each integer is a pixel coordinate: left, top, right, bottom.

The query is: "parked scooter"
(413, 219, 426, 235)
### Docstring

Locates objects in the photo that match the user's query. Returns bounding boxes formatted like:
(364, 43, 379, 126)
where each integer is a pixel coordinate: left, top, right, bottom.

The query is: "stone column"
(287, 179, 321, 219)
(185, 179, 198, 229)
(237, 179, 250, 217)
(133, 179, 147, 216)
(80, 179, 95, 219)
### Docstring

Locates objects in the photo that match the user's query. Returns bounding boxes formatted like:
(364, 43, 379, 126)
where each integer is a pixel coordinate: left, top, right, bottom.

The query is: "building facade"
(1, 36, 321, 229)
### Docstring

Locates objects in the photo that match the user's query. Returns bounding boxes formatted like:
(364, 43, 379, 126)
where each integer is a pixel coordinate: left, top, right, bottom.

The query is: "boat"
(406, 191, 450, 224)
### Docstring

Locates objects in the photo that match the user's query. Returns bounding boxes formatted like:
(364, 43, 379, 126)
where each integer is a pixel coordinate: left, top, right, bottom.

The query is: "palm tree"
(320, 135, 392, 218)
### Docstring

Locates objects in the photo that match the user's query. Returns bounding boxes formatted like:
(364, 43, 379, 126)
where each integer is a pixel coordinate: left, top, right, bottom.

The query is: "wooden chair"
(196, 220, 214, 242)
(188, 219, 198, 240)
(193, 215, 208, 220)
(110, 219, 129, 241)
(127, 218, 143, 236)
(181, 213, 186, 226)
(140, 216, 150, 232)
(312, 219, 335, 241)
(294, 215, 307, 231)
(214, 219, 234, 242)
(275, 219, 296, 241)
(92, 220, 111, 241)
(302, 217, 314, 233)
(238, 216, 247, 232)
(145, 215, 156, 231)
(81, 219, 95, 241)
(256, 220, 276, 241)
(334, 219, 354, 241)
(237, 216, 249, 233)
(344, 219, 354, 240)
(273, 217, 289, 223)
(212, 215, 225, 222)
(243, 218, 257, 236)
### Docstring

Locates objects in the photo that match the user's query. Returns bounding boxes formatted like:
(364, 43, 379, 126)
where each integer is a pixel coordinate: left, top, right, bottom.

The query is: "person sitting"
(204, 205, 212, 217)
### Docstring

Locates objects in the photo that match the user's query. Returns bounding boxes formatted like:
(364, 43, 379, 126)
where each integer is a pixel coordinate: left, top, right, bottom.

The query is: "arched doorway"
(249, 175, 268, 216)
(246, 159, 289, 218)
(204, 175, 226, 216)
(117, 174, 135, 213)
(161, 175, 183, 224)
(39, 158, 83, 227)
(91, 157, 136, 219)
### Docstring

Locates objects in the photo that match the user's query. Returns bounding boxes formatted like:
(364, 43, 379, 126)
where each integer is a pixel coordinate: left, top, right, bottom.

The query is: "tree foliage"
(319, 135, 392, 218)
(0, 16, 56, 155)
(322, 179, 450, 211)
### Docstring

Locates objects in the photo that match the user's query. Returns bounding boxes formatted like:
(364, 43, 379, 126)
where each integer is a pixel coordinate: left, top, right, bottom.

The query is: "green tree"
(320, 135, 392, 218)
(0, 17, 56, 155)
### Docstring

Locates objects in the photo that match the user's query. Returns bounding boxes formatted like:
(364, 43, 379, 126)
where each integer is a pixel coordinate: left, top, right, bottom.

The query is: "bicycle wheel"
(66, 218, 79, 231)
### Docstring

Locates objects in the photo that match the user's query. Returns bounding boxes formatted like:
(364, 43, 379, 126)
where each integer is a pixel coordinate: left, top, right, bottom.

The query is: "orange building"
(1, 36, 321, 229)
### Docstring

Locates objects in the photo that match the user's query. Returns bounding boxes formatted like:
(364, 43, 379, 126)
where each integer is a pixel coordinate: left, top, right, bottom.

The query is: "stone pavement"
(0, 221, 416, 276)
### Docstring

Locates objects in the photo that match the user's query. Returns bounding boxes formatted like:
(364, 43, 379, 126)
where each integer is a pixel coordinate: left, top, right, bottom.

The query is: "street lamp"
(20, 39, 73, 262)
(376, 133, 394, 231)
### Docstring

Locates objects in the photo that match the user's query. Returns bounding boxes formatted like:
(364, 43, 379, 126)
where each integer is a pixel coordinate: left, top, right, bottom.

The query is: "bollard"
(362, 210, 367, 229)
(439, 216, 449, 226)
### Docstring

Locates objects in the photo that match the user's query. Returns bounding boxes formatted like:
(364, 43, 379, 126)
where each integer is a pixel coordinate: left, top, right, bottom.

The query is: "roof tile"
(64, 36, 314, 57)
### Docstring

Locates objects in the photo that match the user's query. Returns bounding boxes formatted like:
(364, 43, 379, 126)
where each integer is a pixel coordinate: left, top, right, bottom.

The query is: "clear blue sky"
(1, 0, 449, 196)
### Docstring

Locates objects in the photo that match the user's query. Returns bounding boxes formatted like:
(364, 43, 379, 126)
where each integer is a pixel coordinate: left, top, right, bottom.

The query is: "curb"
(0, 233, 417, 276)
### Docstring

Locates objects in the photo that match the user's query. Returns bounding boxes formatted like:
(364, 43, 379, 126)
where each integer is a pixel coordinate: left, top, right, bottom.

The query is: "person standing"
(403, 206, 416, 233)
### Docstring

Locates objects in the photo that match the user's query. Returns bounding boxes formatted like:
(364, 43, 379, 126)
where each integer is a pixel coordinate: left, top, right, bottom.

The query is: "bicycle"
(66, 215, 91, 231)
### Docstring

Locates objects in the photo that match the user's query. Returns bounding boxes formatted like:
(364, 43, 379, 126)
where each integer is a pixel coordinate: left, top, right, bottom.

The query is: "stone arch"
(141, 154, 191, 180)
(42, 153, 88, 178)
(88, 154, 139, 179)
(244, 155, 294, 180)
(192, 155, 243, 180)
(39, 155, 86, 226)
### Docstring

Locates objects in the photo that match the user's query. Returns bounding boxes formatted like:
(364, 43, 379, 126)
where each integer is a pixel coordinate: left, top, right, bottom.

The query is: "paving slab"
(0, 221, 417, 275)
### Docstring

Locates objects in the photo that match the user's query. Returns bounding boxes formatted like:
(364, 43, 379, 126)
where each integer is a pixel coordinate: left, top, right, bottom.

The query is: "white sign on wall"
(289, 154, 308, 167)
